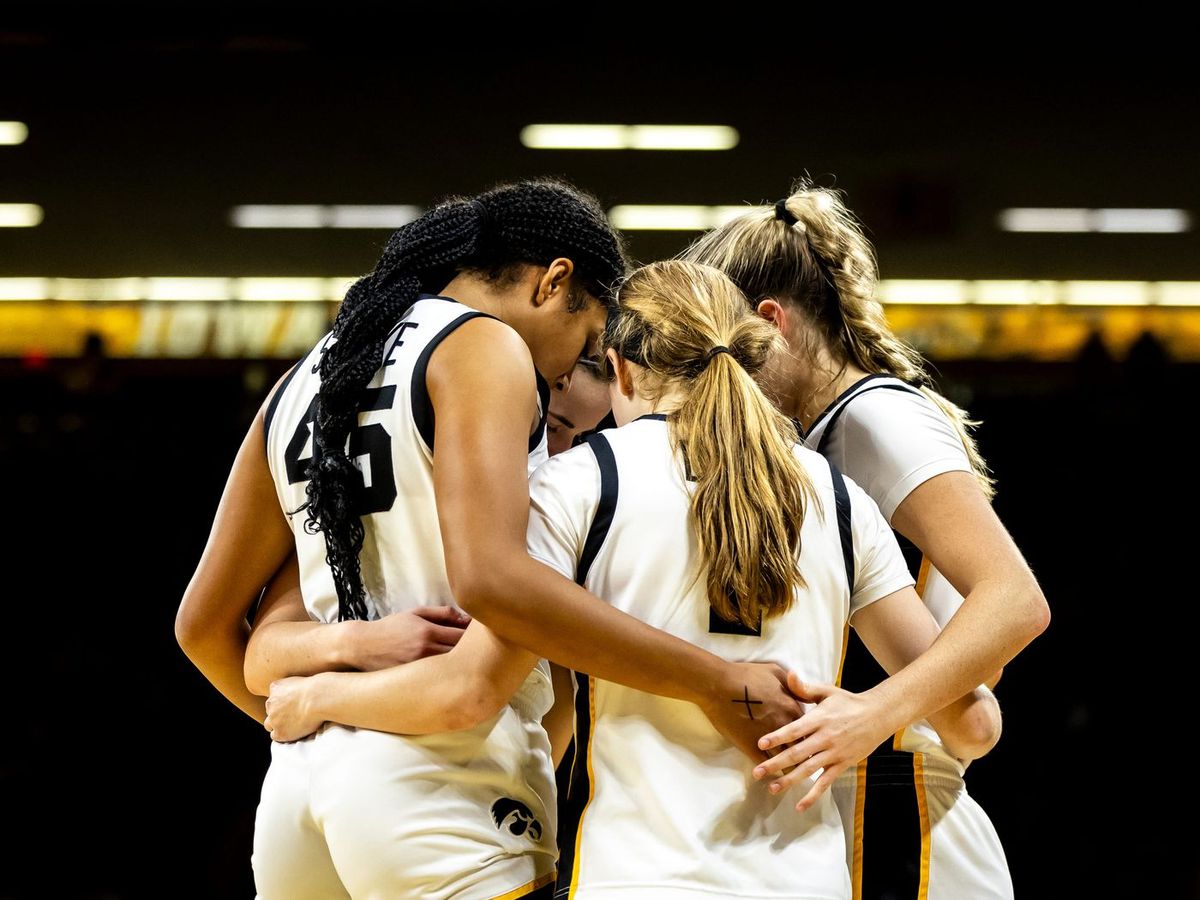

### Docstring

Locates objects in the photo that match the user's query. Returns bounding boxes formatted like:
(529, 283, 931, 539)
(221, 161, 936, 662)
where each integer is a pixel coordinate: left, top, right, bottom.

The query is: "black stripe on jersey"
(807, 373, 893, 439)
(410, 310, 496, 451)
(571, 411, 616, 448)
(829, 460, 855, 597)
(815, 381, 924, 455)
(262, 359, 304, 452)
(556, 432, 618, 898)
(575, 432, 618, 586)
(530, 371, 552, 454)
(858, 750, 924, 900)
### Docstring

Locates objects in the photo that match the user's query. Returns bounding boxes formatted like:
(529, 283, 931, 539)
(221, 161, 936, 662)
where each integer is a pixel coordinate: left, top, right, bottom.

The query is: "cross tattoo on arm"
(733, 686, 763, 720)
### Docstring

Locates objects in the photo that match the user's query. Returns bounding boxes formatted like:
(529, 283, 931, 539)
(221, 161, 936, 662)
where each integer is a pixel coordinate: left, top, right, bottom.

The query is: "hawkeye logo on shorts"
(491, 798, 542, 841)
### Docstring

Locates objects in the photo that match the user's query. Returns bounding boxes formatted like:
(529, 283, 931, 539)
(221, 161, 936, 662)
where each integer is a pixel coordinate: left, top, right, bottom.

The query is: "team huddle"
(176, 179, 1048, 899)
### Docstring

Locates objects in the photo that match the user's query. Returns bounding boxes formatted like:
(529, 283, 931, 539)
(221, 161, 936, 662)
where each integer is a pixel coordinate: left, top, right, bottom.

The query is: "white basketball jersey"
(803, 375, 974, 774)
(526, 415, 914, 900)
(265, 293, 550, 627)
(261, 294, 558, 890)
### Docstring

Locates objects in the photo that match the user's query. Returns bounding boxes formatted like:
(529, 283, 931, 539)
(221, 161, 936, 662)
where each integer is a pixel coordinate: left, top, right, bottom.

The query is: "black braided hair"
(304, 178, 628, 621)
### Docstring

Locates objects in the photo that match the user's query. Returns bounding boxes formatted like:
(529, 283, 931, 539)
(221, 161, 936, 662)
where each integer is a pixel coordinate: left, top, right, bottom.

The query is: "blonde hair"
(607, 260, 814, 629)
(681, 180, 995, 498)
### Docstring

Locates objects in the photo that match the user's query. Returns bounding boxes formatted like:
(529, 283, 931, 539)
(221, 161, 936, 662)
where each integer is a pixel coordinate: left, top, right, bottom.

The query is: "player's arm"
(242, 551, 470, 696)
(752, 477, 1005, 810)
(429, 317, 802, 762)
(849, 588, 1001, 761)
(544, 665, 577, 768)
(890, 470, 1045, 695)
(174, 408, 294, 723)
(263, 620, 540, 741)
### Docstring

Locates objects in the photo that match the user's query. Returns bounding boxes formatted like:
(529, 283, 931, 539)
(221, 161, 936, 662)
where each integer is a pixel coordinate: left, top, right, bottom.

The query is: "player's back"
(528, 415, 912, 900)
(265, 293, 550, 625)
(259, 294, 558, 898)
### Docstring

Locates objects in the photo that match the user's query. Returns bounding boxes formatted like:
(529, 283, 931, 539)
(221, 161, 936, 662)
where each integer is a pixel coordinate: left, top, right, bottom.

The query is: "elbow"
(953, 692, 1003, 762)
(174, 602, 207, 659)
(442, 678, 508, 732)
(1022, 578, 1051, 642)
(447, 554, 520, 619)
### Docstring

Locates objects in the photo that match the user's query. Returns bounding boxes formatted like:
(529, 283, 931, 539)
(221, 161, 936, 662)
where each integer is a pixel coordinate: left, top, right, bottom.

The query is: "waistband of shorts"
(836, 748, 965, 790)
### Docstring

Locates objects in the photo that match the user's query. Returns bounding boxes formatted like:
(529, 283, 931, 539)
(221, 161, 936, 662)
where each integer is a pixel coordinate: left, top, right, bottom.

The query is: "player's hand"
(752, 671, 893, 813)
(346, 606, 471, 671)
(264, 676, 324, 743)
(699, 661, 806, 764)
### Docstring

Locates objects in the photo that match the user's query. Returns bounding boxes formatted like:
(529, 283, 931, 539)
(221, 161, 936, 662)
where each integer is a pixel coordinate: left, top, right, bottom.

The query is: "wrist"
(305, 671, 337, 722)
(332, 620, 364, 669)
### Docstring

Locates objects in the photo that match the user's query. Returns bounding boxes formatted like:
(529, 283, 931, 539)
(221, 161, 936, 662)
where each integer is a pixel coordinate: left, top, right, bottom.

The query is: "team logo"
(490, 798, 543, 841)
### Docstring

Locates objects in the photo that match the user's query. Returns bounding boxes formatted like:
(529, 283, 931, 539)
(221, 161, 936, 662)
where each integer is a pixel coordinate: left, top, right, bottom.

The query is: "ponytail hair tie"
(774, 199, 798, 227)
(704, 345, 735, 367)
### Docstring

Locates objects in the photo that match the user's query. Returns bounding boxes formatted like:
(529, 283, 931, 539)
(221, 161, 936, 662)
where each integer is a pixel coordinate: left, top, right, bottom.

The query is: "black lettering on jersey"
(490, 798, 542, 842)
(383, 322, 419, 367)
(310, 333, 335, 374)
(283, 386, 399, 515)
(708, 605, 762, 637)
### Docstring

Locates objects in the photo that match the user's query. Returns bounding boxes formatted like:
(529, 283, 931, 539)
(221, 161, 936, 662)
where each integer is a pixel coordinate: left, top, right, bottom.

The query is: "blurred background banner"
(2, 28, 1195, 900)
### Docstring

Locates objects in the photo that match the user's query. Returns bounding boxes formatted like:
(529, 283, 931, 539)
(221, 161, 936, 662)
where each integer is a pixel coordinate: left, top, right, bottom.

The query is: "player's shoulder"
(529, 440, 603, 503)
(838, 378, 933, 429)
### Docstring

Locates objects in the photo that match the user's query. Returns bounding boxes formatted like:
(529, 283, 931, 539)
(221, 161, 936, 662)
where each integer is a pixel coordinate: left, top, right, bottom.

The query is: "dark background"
(1, 30, 1196, 899)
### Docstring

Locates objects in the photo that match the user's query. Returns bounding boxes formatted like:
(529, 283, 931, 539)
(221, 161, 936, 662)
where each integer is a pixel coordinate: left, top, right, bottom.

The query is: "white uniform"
(803, 375, 1013, 900)
(525, 415, 914, 900)
(255, 295, 557, 900)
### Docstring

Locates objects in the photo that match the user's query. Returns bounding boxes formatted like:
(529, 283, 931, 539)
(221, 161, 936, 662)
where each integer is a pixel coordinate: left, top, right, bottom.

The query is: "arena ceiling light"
(999, 208, 1191, 233)
(0, 204, 43, 227)
(230, 205, 422, 229)
(610, 205, 774, 230)
(520, 124, 739, 150)
(0, 122, 29, 145)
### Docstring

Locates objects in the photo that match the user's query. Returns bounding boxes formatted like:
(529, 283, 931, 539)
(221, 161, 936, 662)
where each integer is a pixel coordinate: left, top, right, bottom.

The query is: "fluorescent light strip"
(3, 278, 1198, 307)
(0, 204, 43, 227)
(1000, 208, 1191, 233)
(610, 205, 773, 230)
(237, 278, 328, 302)
(0, 122, 29, 146)
(230, 205, 423, 229)
(878, 281, 969, 305)
(521, 124, 738, 151)
(1093, 208, 1191, 233)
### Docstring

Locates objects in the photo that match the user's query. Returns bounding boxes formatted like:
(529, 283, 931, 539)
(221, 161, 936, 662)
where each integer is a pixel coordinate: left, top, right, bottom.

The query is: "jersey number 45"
(283, 387, 398, 515)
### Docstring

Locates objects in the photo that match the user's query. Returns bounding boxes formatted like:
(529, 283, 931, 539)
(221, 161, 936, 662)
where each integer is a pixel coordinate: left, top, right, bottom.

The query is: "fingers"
(794, 765, 843, 814)
(766, 750, 833, 794)
(412, 605, 471, 626)
(424, 623, 468, 647)
(758, 713, 819, 752)
(786, 672, 836, 703)
(754, 737, 822, 780)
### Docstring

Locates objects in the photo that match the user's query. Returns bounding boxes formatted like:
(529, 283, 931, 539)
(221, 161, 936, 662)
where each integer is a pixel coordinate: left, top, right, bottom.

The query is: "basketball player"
(176, 180, 805, 900)
(260, 261, 1003, 899)
(683, 184, 1051, 899)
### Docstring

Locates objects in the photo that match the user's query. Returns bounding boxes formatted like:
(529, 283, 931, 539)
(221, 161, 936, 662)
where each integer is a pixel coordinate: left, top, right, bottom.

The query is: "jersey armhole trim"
(262, 359, 304, 453)
(829, 459, 855, 597)
(411, 310, 498, 452)
(575, 433, 618, 586)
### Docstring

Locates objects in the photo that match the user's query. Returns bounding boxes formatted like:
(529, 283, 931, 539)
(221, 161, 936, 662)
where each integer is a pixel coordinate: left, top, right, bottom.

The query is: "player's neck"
(789, 353, 872, 430)
(436, 274, 509, 320)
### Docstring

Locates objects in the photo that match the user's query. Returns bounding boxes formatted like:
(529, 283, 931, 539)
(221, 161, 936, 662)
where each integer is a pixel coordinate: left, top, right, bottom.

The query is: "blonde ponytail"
(683, 180, 995, 497)
(607, 261, 814, 628)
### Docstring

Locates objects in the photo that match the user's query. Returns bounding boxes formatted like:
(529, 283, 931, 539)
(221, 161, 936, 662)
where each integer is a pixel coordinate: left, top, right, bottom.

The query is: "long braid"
(303, 180, 627, 621)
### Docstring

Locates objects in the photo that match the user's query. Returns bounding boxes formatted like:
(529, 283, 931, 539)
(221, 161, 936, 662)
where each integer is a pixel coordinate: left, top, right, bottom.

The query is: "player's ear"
(533, 258, 575, 308)
(609, 349, 636, 400)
